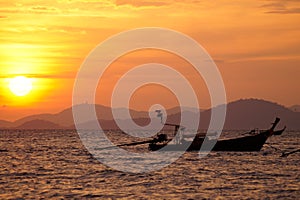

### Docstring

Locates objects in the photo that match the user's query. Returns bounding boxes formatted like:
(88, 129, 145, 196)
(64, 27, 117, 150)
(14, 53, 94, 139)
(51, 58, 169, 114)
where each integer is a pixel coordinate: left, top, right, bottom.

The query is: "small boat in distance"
(148, 118, 281, 152)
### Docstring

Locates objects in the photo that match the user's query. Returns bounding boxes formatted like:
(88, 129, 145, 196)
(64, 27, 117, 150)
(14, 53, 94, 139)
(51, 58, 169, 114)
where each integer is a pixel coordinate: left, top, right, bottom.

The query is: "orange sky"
(0, 0, 300, 121)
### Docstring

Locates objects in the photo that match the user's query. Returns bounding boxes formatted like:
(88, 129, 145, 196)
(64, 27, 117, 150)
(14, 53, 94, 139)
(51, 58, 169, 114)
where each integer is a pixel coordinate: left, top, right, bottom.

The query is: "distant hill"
(221, 99, 299, 130)
(165, 106, 203, 115)
(13, 104, 150, 128)
(157, 99, 300, 130)
(16, 119, 64, 130)
(1, 99, 300, 130)
(70, 118, 152, 130)
(69, 99, 300, 130)
(289, 105, 300, 112)
(0, 120, 13, 128)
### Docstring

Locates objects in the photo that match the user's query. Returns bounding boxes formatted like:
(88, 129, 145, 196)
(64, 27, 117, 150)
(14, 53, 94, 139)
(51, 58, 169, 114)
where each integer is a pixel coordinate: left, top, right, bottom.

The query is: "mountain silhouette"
(221, 99, 299, 130)
(289, 105, 300, 112)
(16, 119, 63, 130)
(0, 120, 12, 128)
(12, 104, 149, 128)
(1, 99, 300, 130)
(153, 99, 299, 130)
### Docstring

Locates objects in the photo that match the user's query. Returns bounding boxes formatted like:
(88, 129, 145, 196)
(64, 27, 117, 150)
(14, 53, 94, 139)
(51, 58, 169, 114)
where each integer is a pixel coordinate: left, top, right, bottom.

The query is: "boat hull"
(149, 130, 271, 152)
(273, 126, 286, 135)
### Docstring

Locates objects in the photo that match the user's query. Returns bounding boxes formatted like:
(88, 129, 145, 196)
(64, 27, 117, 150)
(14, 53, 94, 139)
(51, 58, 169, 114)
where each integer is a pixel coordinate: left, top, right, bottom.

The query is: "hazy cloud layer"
(262, 0, 300, 14)
(0, 73, 75, 79)
(115, 0, 170, 7)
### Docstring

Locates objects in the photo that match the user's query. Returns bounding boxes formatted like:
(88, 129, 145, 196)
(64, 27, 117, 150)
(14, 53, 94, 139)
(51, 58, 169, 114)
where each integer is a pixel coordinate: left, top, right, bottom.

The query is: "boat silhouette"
(148, 118, 281, 152)
(95, 118, 281, 152)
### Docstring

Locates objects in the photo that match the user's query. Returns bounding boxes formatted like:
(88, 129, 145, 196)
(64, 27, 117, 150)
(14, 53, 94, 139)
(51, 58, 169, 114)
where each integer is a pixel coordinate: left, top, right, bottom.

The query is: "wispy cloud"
(115, 0, 170, 8)
(0, 1, 116, 17)
(29, 6, 60, 13)
(113, 0, 206, 8)
(261, 0, 300, 14)
(2, 25, 87, 35)
(0, 72, 76, 79)
(267, 8, 300, 14)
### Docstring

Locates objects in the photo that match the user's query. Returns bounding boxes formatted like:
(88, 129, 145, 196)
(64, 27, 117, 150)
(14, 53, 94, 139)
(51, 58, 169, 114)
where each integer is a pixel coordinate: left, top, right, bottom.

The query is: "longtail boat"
(148, 118, 281, 152)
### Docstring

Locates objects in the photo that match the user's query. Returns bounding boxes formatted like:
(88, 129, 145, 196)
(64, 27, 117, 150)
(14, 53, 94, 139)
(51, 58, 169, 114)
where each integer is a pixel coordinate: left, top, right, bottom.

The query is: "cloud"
(0, 72, 76, 79)
(266, 8, 300, 14)
(0, 5, 61, 15)
(0, 1, 112, 17)
(115, 0, 170, 8)
(1, 24, 88, 35)
(30, 6, 60, 13)
(114, 0, 205, 7)
(261, 0, 300, 14)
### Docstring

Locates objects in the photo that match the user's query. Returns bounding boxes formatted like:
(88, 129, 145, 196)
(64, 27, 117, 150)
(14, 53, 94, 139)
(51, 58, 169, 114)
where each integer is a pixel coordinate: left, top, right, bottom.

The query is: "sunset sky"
(0, 0, 300, 121)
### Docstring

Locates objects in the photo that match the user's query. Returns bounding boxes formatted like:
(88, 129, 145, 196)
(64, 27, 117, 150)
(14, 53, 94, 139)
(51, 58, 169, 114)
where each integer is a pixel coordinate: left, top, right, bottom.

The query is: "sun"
(9, 76, 33, 96)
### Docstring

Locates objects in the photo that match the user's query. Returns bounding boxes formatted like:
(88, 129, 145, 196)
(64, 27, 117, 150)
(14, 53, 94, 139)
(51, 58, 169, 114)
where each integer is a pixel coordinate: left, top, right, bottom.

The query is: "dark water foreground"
(0, 130, 299, 199)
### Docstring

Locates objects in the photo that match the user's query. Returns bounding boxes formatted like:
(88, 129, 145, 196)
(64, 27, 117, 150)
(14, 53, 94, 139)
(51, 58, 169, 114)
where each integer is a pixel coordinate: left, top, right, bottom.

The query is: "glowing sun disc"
(9, 76, 32, 96)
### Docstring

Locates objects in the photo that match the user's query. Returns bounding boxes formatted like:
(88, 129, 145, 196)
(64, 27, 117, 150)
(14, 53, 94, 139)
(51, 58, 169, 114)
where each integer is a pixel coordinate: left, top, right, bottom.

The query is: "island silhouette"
(0, 99, 299, 130)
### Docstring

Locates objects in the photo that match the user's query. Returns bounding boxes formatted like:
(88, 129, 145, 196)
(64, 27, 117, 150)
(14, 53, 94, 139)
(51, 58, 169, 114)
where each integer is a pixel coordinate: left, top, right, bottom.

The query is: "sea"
(0, 130, 299, 199)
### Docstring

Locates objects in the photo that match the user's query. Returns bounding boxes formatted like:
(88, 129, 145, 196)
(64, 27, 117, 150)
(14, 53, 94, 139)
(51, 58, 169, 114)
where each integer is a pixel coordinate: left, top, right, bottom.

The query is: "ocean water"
(0, 130, 299, 199)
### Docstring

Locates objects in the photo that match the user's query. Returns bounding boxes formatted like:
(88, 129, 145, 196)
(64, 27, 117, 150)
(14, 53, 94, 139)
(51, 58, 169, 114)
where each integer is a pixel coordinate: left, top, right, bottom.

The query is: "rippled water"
(0, 130, 299, 199)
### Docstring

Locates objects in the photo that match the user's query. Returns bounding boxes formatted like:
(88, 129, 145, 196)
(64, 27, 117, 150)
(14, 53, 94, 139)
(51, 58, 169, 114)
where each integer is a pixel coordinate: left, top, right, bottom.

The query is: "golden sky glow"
(0, 0, 300, 120)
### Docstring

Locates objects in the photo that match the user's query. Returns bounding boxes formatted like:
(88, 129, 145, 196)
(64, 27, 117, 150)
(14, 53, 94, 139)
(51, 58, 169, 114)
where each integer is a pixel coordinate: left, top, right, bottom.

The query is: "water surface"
(0, 130, 299, 199)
